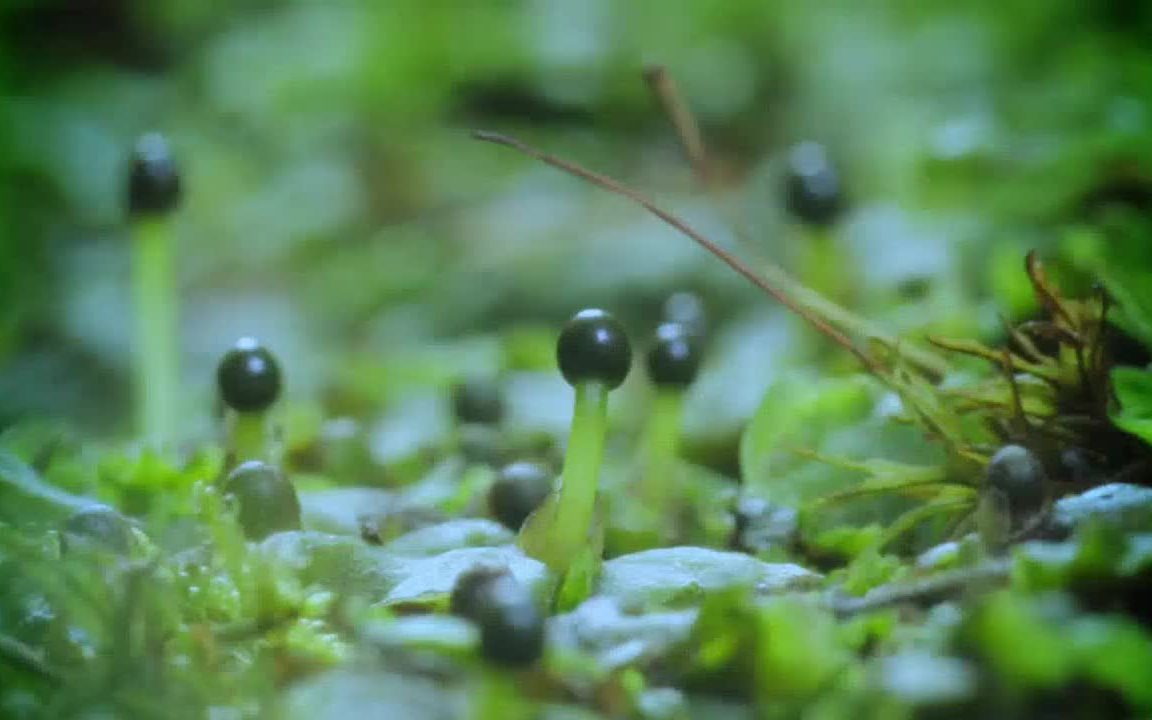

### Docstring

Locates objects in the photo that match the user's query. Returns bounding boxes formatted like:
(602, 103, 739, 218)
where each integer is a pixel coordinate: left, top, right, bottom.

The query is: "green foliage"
(3, 0, 1152, 717)
(838, 548, 909, 596)
(1110, 366, 1152, 446)
(740, 371, 875, 503)
(755, 600, 851, 705)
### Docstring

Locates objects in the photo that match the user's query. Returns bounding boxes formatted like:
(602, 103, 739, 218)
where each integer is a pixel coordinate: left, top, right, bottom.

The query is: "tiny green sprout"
(637, 321, 701, 515)
(217, 337, 282, 464)
(519, 308, 631, 571)
(223, 460, 300, 541)
(783, 141, 844, 227)
(60, 505, 135, 556)
(126, 132, 182, 443)
(489, 461, 553, 531)
(450, 566, 544, 668)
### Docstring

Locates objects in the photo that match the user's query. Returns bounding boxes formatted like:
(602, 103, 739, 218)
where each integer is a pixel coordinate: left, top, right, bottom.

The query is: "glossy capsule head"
(223, 460, 301, 540)
(127, 132, 182, 216)
(645, 321, 702, 389)
(449, 564, 511, 619)
(985, 444, 1048, 515)
(783, 141, 844, 227)
(488, 461, 553, 531)
(556, 308, 632, 390)
(451, 568, 544, 667)
(217, 337, 282, 413)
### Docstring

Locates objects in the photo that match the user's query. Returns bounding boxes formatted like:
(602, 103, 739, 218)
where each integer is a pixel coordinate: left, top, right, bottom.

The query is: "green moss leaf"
(1110, 367, 1152, 447)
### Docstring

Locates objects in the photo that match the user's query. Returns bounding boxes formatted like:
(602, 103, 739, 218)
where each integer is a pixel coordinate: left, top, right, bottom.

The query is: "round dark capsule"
(217, 337, 282, 413)
(662, 291, 707, 339)
(451, 569, 544, 668)
(645, 322, 702, 389)
(60, 506, 135, 555)
(556, 308, 632, 390)
(223, 460, 301, 541)
(985, 444, 1048, 515)
(126, 132, 182, 216)
(449, 564, 511, 619)
(451, 377, 505, 426)
(783, 141, 844, 227)
(488, 461, 553, 531)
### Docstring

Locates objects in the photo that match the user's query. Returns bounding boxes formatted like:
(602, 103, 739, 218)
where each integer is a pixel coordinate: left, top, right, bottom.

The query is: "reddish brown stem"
(643, 65, 711, 186)
(471, 129, 882, 374)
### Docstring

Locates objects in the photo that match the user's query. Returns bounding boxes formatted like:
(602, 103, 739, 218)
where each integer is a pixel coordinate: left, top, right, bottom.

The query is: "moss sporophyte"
(451, 567, 543, 720)
(518, 309, 631, 572)
(217, 337, 283, 466)
(126, 133, 182, 444)
(637, 320, 701, 520)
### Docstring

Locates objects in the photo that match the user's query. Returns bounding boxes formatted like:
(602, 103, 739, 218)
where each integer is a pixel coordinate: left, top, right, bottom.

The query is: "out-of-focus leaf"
(1110, 367, 1152, 446)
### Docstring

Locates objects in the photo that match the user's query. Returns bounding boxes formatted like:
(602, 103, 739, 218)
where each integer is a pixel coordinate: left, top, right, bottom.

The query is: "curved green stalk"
(519, 382, 607, 569)
(638, 389, 682, 513)
(131, 217, 177, 443)
(550, 382, 608, 557)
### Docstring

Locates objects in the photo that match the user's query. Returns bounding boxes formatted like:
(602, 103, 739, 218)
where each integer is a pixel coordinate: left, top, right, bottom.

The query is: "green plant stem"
(475, 667, 529, 720)
(549, 382, 608, 563)
(131, 217, 178, 443)
(229, 411, 266, 465)
(639, 390, 682, 513)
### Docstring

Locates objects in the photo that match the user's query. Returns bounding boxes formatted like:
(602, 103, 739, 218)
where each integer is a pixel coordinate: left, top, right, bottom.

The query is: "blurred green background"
(0, 0, 1149, 444)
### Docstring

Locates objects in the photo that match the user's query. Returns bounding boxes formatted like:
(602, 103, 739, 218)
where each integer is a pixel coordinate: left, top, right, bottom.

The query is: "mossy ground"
(3, 1, 1152, 718)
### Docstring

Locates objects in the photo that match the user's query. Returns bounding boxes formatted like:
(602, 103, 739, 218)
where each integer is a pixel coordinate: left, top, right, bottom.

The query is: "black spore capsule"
(127, 132, 182, 216)
(223, 460, 301, 540)
(449, 564, 511, 619)
(646, 322, 702, 389)
(556, 308, 632, 390)
(783, 141, 844, 227)
(451, 377, 505, 426)
(451, 569, 544, 668)
(488, 461, 553, 531)
(985, 444, 1048, 516)
(217, 337, 282, 413)
(60, 506, 135, 555)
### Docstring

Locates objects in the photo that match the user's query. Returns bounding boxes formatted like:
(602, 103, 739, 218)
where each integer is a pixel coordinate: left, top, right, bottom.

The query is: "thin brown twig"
(642, 65, 711, 186)
(471, 129, 883, 375)
(637, 68, 949, 379)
